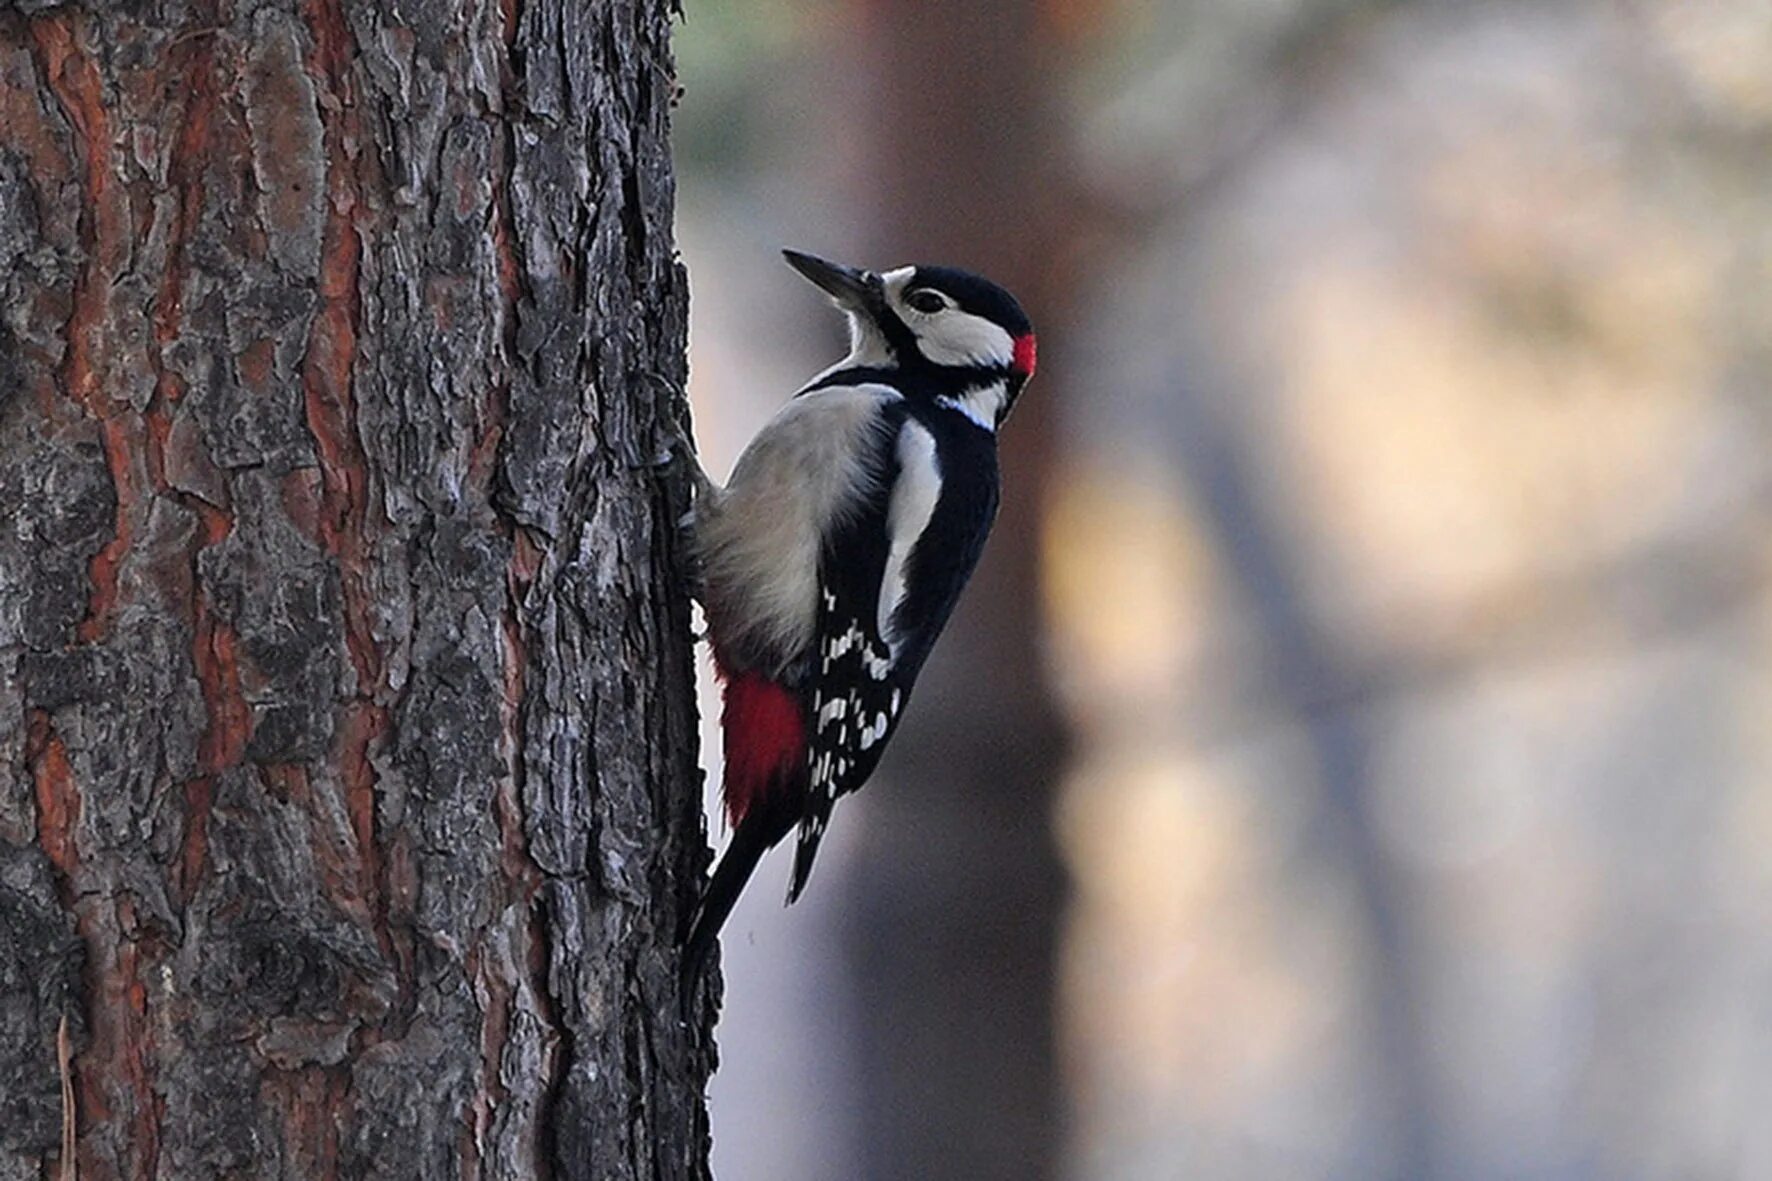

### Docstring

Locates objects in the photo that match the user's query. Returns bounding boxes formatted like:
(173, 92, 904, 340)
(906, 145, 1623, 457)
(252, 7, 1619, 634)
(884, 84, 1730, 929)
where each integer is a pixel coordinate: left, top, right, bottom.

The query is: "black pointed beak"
(782, 249, 880, 313)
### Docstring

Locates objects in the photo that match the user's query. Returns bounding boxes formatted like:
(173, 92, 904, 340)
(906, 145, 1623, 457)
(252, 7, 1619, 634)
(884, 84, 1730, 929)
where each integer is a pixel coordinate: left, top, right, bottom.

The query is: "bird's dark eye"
(905, 289, 947, 314)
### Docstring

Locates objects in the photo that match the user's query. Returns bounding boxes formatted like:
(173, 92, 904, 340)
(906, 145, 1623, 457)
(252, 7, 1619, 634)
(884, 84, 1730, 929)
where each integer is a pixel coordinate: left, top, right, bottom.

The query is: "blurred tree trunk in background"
(1144, 10, 1443, 1173)
(832, 3, 1085, 1177)
(0, 4, 710, 1179)
(1164, 393, 1438, 1180)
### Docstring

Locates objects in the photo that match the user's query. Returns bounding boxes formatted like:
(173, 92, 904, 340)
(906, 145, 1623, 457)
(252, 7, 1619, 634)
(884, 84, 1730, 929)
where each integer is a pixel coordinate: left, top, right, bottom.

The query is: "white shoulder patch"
(877, 419, 942, 647)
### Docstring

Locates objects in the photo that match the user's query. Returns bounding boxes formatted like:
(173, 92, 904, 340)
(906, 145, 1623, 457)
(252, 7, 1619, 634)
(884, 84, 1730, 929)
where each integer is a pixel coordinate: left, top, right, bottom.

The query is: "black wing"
(787, 581, 916, 901)
(785, 408, 908, 901)
(785, 410, 1000, 900)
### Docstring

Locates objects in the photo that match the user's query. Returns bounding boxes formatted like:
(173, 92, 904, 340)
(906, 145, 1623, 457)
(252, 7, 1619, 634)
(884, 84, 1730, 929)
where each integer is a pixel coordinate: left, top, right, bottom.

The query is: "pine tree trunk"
(0, 3, 711, 1178)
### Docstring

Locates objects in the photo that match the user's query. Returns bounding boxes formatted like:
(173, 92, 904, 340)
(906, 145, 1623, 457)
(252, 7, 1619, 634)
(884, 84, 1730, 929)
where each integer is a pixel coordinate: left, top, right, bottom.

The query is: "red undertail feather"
(716, 660, 806, 827)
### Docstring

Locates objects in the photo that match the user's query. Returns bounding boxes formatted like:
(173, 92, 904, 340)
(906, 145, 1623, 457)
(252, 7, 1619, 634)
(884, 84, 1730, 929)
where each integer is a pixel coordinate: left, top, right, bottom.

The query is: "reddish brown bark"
(0, 3, 709, 1178)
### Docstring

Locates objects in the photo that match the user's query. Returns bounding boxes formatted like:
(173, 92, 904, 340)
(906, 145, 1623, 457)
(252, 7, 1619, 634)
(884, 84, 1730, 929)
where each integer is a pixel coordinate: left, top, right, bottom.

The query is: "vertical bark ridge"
(24, 711, 80, 885)
(31, 18, 133, 650)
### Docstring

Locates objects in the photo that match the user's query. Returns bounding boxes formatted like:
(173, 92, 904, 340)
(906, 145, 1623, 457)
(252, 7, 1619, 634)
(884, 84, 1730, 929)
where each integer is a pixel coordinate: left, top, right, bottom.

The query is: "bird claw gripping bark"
(661, 419, 716, 505)
(658, 418, 714, 600)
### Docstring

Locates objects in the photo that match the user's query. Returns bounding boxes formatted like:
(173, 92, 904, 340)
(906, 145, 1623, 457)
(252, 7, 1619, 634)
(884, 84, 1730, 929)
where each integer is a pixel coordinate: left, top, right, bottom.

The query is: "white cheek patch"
(913, 309, 1016, 370)
(883, 268, 1015, 370)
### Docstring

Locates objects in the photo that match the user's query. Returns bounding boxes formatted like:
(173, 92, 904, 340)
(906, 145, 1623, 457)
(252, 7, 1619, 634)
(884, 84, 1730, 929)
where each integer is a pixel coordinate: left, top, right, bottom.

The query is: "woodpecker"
(679, 249, 1037, 992)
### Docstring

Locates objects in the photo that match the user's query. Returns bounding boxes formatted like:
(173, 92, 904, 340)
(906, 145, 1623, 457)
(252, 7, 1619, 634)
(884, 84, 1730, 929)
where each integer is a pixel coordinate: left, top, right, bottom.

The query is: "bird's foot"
(659, 418, 716, 503)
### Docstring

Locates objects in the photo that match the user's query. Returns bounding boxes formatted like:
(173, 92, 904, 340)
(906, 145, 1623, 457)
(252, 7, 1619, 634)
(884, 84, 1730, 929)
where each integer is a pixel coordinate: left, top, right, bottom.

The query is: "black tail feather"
(680, 812, 777, 1008)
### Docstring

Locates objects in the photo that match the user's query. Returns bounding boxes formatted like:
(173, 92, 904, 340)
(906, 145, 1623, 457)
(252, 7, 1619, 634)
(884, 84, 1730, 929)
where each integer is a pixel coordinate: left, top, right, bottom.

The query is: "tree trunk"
(0, 3, 710, 1179)
(831, 2, 1080, 1177)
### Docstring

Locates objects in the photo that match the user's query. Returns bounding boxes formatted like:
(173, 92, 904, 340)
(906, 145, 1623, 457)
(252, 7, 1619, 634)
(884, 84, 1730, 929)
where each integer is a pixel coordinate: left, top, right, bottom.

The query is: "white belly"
(694, 385, 894, 672)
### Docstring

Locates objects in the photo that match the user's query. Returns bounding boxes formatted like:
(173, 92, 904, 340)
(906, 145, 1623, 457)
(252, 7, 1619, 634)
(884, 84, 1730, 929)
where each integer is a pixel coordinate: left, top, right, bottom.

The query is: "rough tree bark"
(0, 2, 711, 1178)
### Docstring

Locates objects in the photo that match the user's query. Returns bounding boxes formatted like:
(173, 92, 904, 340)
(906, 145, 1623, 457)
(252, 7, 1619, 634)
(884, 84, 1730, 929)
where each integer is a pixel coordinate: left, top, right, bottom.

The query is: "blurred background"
(674, 2, 1772, 1178)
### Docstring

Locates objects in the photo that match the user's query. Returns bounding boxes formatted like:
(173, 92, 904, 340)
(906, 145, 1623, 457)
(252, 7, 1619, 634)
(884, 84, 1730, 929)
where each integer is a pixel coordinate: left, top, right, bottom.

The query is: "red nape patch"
(718, 667, 807, 827)
(1013, 333, 1038, 378)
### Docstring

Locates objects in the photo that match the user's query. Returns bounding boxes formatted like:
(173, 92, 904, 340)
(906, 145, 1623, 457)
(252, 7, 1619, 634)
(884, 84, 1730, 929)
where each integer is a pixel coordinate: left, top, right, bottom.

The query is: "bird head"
(783, 249, 1037, 423)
